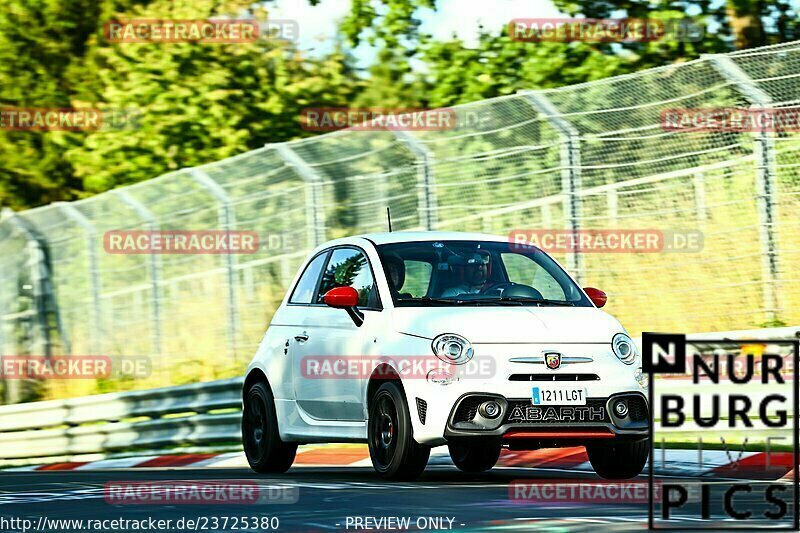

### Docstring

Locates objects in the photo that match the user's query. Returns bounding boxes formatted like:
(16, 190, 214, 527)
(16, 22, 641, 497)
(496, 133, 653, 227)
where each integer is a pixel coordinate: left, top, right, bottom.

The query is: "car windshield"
(376, 240, 592, 307)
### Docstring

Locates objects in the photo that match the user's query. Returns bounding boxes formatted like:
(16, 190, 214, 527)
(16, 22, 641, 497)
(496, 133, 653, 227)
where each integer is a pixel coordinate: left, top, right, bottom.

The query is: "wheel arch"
(364, 363, 405, 415)
(242, 367, 271, 405)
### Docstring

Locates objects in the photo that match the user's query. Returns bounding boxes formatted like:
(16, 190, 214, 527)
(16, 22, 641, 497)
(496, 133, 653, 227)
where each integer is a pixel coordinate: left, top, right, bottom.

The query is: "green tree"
(420, 30, 632, 106)
(552, 0, 799, 50)
(0, 0, 103, 208)
(317, 253, 370, 303)
(2, 0, 798, 210)
(334, 0, 727, 108)
(67, 0, 362, 193)
(0, 0, 363, 206)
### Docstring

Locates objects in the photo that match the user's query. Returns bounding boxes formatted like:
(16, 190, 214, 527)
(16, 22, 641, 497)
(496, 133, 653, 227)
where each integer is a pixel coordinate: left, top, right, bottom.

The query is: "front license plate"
(532, 386, 587, 406)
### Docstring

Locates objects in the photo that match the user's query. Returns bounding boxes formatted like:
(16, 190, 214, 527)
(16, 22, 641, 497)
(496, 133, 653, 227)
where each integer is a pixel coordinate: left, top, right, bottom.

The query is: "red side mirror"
(583, 287, 607, 308)
(323, 286, 359, 308)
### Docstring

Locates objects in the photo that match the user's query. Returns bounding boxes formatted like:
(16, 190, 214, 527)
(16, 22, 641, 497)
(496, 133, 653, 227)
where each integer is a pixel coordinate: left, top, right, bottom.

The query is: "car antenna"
(386, 207, 393, 232)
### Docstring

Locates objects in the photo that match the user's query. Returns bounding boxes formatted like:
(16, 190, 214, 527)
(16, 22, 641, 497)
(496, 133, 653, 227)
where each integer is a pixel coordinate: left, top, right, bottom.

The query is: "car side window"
(289, 252, 328, 304)
(316, 248, 378, 308)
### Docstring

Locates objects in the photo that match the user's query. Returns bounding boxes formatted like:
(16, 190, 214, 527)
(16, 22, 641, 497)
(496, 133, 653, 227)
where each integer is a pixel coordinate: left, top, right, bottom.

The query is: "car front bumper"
(402, 342, 649, 445)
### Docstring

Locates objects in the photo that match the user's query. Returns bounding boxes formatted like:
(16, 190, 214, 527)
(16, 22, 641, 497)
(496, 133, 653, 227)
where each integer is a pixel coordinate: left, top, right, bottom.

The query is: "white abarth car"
(242, 232, 649, 480)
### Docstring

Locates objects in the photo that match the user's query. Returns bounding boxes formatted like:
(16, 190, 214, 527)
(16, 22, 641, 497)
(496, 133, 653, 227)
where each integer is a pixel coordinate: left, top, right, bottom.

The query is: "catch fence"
(1, 41, 799, 401)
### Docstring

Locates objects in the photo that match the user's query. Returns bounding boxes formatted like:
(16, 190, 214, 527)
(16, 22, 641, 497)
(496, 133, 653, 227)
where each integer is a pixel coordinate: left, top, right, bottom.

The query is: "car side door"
(291, 246, 382, 421)
(267, 250, 330, 405)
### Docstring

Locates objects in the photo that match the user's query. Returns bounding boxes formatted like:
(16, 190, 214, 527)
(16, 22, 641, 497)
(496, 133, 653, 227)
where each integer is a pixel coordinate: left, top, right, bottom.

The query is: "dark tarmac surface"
(0, 465, 793, 532)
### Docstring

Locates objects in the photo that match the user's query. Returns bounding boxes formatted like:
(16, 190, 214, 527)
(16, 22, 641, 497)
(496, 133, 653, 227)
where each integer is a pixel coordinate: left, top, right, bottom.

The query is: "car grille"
(452, 396, 484, 423)
(416, 397, 427, 425)
(508, 373, 600, 382)
(503, 399, 609, 424)
(626, 395, 648, 422)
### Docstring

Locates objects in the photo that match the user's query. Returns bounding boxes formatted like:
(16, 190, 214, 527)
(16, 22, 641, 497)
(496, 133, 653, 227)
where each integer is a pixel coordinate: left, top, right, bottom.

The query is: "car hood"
(391, 306, 624, 344)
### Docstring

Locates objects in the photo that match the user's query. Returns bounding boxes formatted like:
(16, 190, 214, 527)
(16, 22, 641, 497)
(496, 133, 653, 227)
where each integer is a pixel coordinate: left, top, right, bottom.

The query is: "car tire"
(242, 381, 297, 473)
(586, 438, 649, 479)
(368, 382, 431, 480)
(448, 438, 502, 472)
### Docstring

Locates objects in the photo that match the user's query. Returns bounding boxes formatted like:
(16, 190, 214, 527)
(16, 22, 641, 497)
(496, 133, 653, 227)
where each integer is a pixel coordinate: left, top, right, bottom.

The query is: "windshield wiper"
(476, 296, 575, 307)
(414, 296, 527, 306)
(465, 297, 524, 306)
(403, 296, 575, 307)
(410, 297, 469, 305)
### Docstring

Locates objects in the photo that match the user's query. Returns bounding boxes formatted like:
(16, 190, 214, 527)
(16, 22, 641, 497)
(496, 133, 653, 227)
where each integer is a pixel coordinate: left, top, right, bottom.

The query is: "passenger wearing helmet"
(383, 253, 410, 298)
(440, 250, 491, 297)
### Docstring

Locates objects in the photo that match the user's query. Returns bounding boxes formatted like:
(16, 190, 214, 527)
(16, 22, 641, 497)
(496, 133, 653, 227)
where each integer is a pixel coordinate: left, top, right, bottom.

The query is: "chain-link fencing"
(1, 41, 799, 402)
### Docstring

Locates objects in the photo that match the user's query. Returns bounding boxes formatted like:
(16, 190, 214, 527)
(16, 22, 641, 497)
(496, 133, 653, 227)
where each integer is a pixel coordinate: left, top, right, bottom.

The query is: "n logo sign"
(642, 333, 686, 374)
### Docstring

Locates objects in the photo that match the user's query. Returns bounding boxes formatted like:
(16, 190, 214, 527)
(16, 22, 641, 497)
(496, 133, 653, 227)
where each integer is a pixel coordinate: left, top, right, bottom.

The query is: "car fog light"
(614, 400, 629, 417)
(478, 400, 501, 419)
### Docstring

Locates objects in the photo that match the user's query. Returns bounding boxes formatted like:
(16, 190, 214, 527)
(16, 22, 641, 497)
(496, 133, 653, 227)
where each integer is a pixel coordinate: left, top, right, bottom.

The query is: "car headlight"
(431, 333, 474, 365)
(612, 333, 637, 365)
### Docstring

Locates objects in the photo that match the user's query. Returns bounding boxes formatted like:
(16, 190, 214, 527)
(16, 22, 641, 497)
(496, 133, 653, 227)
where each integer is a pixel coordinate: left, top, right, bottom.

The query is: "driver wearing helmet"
(440, 250, 491, 297)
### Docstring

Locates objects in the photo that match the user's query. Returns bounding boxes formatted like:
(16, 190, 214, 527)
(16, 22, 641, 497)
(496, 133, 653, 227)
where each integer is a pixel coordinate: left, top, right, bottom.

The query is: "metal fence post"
(523, 91, 583, 281)
(0, 261, 5, 356)
(56, 203, 103, 355)
(0, 217, 11, 403)
(694, 172, 707, 222)
(1, 209, 54, 405)
(111, 190, 164, 356)
(541, 203, 552, 228)
(279, 189, 293, 288)
(273, 143, 327, 246)
(375, 173, 389, 229)
(607, 189, 618, 226)
(190, 169, 239, 359)
(392, 130, 438, 231)
(707, 54, 781, 321)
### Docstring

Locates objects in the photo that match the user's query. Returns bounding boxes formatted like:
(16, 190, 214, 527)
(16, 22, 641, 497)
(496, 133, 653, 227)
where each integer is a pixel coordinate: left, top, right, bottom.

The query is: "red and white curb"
(7, 446, 794, 479)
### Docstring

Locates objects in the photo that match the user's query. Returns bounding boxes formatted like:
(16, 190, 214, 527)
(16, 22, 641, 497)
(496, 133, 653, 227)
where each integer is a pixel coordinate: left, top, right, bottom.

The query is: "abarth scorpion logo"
(545, 352, 561, 370)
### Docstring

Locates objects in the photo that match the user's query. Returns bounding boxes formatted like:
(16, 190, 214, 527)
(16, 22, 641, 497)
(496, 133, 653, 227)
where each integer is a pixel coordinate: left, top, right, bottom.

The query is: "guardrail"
(0, 377, 242, 465)
(633, 326, 800, 346)
(0, 327, 798, 466)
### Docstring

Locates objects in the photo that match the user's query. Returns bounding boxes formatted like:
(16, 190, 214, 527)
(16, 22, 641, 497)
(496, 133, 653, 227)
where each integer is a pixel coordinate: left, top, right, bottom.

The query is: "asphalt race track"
(1, 462, 793, 532)
(0, 465, 658, 532)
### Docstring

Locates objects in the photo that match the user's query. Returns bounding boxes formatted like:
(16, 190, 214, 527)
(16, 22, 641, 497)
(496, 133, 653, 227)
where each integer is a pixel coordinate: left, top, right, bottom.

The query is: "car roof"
(354, 231, 510, 246)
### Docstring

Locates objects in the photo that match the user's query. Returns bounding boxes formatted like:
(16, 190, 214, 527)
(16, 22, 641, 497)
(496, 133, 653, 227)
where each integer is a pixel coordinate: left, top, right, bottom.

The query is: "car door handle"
(294, 332, 309, 342)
